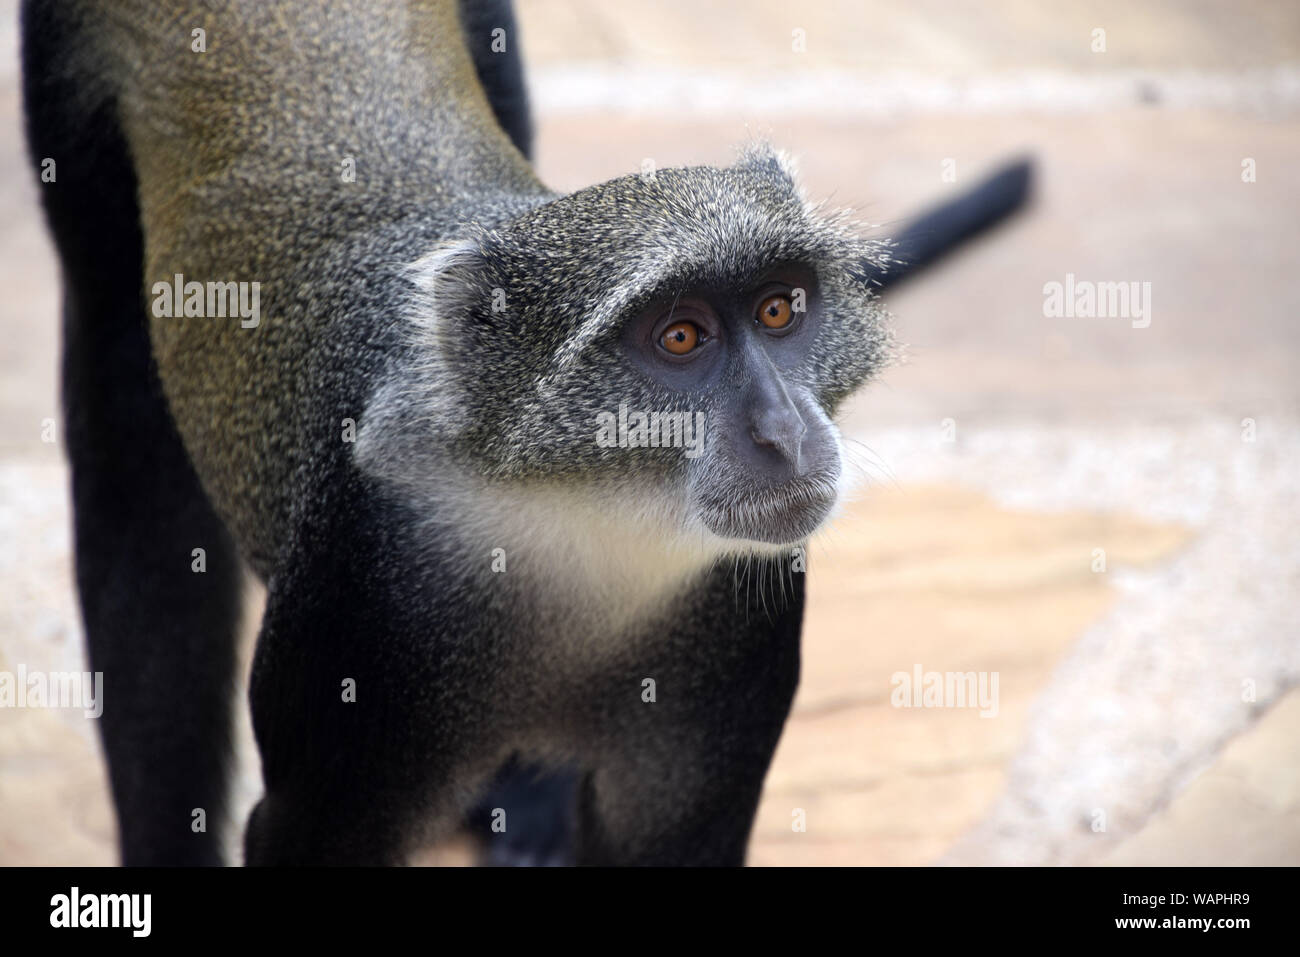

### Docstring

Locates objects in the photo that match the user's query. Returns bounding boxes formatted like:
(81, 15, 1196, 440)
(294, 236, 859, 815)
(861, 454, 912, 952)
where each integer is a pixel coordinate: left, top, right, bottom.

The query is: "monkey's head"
(379, 145, 894, 555)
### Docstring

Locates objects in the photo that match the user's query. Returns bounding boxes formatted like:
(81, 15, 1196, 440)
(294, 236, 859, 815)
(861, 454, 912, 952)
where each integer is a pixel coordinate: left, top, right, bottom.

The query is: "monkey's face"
(398, 146, 894, 553)
(618, 262, 845, 545)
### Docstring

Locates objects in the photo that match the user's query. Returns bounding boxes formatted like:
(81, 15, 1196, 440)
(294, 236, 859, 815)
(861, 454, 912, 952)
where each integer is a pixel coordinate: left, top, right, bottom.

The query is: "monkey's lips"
(695, 472, 840, 546)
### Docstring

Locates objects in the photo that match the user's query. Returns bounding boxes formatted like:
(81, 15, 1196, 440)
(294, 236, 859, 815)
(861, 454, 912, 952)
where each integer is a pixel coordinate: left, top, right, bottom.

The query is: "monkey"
(21, 0, 1030, 865)
(463, 156, 1031, 867)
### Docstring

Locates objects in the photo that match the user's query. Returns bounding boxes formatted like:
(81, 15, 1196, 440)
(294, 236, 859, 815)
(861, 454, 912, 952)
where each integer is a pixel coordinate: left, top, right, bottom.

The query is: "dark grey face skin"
(621, 262, 841, 544)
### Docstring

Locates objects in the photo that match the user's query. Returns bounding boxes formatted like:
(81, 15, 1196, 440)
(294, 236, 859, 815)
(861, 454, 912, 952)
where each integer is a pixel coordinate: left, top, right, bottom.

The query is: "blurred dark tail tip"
(867, 154, 1036, 290)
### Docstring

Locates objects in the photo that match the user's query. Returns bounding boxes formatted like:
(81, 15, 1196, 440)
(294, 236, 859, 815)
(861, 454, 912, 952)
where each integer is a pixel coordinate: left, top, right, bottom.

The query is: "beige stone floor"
(753, 485, 1194, 865)
(1101, 692, 1300, 867)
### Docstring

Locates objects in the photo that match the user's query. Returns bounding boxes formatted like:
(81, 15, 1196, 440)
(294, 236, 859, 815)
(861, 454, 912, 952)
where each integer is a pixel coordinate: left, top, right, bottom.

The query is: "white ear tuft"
(405, 239, 484, 354)
(737, 141, 808, 206)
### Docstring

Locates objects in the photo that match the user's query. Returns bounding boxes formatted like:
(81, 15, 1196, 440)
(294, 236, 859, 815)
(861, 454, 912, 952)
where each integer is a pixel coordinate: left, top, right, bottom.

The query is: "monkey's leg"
(22, 3, 244, 865)
(574, 567, 804, 866)
(63, 305, 245, 867)
(243, 608, 476, 865)
(243, 488, 488, 866)
(573, 702, 794, 867)
(243, 615, 443, 865)
(574, 762, 759, 866)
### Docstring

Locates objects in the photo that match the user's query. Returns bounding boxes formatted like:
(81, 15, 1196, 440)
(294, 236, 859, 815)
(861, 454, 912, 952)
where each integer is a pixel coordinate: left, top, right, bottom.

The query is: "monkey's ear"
(357, 241, 488, 480)
(737, 142, 803, 193)
(406, 239, 493, 356)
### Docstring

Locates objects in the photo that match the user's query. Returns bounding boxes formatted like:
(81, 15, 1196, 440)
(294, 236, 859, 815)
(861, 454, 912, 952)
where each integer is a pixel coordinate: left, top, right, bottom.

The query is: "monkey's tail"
(869, 157, 1034, 290)
(22, 0, 244, 865)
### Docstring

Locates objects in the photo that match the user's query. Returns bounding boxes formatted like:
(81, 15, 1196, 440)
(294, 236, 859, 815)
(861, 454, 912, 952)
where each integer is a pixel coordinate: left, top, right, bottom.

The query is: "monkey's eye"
(660, 321, 702, 355)
(757, 294, 794, 329)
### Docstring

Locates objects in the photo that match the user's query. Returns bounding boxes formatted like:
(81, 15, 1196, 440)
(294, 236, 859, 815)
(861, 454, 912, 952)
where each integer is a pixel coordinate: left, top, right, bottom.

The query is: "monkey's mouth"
(695, 472, 840, 546)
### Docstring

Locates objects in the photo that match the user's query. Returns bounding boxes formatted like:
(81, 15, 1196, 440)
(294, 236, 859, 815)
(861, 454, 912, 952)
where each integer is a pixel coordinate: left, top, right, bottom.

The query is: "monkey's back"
(76, 0, 544, 573)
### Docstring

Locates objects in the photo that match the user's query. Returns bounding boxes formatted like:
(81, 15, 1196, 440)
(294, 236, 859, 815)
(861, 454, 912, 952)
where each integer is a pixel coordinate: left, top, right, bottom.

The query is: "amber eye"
(757, 294, 793, 329)
(660, 321, 701, 355)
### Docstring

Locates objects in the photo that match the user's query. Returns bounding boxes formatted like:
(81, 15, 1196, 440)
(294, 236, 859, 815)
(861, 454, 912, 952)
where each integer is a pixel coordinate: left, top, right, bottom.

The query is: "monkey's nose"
(751, 405, 807, 473)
